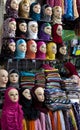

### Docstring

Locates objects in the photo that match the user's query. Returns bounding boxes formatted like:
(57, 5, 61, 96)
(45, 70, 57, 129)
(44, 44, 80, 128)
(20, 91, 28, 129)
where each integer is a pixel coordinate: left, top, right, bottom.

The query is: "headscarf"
(3, 18, 16, 38)
(52, 24, 63, 44)
(31, 86, 49, 114)
(15, 39, 26, 59)
(26, 40, 37, 59)
(30, 2, 41, 21)
(5, 0, 18, 18)
(1, 87, 23, 130)
(19, 87, 40, 120)
(36, 41, 46, 59)
(1, 39, 15, 59)
(27, 21, 38, 39)
(64, 62, 78, 77)
(38, 23, 51, 41)
(41, 4, 52, 22)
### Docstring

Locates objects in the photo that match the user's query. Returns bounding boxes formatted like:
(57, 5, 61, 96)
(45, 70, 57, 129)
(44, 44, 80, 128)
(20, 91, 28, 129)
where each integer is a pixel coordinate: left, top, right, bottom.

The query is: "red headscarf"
(1, 87, 23, 130)
(64, 62, 78, 77)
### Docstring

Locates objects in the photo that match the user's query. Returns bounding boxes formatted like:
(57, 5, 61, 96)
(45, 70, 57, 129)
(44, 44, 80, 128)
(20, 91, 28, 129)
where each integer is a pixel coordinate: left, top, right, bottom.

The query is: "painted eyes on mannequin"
(33, 4, 41, 14)
(19, 23, 27, 32)
(30, 42, 37, 52)
(40, 44, 46, 53)
(8, 89, 19, 102)
(30, 24, 38, 33)
(56, 25, 62, 36)
(9, 42, 16, 52)
(59, 46, 67, 55)
(22, 4, 30, 12)
(45, 7, 52, 16)
(22, 89, 31, 100)
(11, 0, 18, 10)
(18, 43, 27, 52)
(52, 45, 57, 54)
(9, 73, 19, 83)
(44, 26, 51, 35)
(9, 21, 16, 31)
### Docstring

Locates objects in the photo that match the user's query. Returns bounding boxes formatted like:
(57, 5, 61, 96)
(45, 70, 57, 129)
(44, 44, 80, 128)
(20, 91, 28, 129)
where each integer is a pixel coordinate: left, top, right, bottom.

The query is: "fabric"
(73, 0, 79, 19)
(46, 0, 54, 7)
(1, 87, 23, 130)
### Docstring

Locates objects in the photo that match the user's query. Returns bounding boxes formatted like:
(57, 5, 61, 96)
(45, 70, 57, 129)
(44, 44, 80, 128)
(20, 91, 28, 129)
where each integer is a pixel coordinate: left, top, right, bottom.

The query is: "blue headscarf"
(15, 39, 26, 59)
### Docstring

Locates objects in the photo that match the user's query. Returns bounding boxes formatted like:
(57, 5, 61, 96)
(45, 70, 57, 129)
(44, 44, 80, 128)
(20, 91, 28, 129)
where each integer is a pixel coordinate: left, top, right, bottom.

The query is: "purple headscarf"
(5, 0, 18, 18)
(1, 87, 23, 130)
(38, 23, 51, 41)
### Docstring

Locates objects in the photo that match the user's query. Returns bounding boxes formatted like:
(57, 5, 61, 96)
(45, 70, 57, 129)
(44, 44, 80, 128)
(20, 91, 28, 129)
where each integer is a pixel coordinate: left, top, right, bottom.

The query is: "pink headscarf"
(1, 87, 23, 130)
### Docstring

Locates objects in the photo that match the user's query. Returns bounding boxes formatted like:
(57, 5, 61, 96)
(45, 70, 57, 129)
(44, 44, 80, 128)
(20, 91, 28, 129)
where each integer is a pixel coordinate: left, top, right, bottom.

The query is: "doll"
(7, 69, 19, 89)
(52, 24, 63, 44)
(52, 6, 62, 24)
(18, 0, 30, 19)
(26, 40, 37, 59)
(3, 18, 16, 38)
(0, 69, 8, 112)
(16, 19, 27, 38)
(41, 4, 52, 22)
(56, 44, 67, 61)
(1, 87, 23, 130)
(46, 41, 57, 60)
(15, 39, 27, 59)
(36, 41, 46, 60)
(38, 22, 51, 41)
(27, 21, 38, 39)
(30, 2, 41, 21)
(1, 39, 16, 59)
(5, 0, 19, 18)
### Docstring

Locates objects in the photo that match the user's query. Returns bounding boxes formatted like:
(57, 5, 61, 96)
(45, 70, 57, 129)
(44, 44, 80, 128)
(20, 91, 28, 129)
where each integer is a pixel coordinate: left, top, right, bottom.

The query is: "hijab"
(1, 87, 23, 130)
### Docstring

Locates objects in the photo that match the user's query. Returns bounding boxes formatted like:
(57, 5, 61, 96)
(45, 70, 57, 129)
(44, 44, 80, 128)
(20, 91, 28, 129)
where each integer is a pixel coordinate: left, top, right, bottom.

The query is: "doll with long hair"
(5, 0, 19, 18)
(1, 87, 23, 130)
(3, 18, 16, 38)
(18, 0, 30, 18)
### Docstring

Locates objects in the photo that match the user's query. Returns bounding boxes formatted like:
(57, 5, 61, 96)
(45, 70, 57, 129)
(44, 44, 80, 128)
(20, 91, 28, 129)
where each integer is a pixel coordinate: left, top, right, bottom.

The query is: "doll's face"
(9, 73, 19, 83)
(35, 87, 45, 102)
(53, 6, 62, 18)
(22, 89, 31, 100)
(18, 42, 27, 52)
(30, 23, 38, 33)
(30, 42, 37, 53)
(45, 7, 52, 16)
(40, 43, 46, 53)
(9, 20, 16, 31)
(8, 42, 16, 52)
(11, 0, 19, 11)
(33, 4, 41, 14)
(59, 46, 67, 55)
(44, 25, 51, 35)
(8, 88, 19, 102)
(19, 22, 27, 32)
(56, 25, 62, 36)
(22, 3, 30, 13)
(0, 69, 8, 84)
(52, 44, 57, 54)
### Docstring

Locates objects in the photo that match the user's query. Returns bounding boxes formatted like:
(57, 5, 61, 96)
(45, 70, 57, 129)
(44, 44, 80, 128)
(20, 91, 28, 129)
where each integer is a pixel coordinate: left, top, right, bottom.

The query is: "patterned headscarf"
(1, 87, 23, 130)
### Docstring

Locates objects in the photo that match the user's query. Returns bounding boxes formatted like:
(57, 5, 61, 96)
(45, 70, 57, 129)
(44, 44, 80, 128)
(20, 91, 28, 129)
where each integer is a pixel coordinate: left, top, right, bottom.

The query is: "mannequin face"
(59, 46, 67, 55)
(0, 69, 8, 85)
(44, 25, 51, 35)
(33, 4, 41, 14)
(8, 42, 16, 52)
(30, 23, 38, 33)
(40, 43, 46, 53)
(45, 7, 52, 16)
(9, 73, 19, 83)
(19, 22, 27, 32)
(34, 87, 45, 102)
(18, 42, 27, 52)
(22, 89, 31, 100)
(52, 44, 57, 54)
(9, 20, 16, 31)
(56, 25, 62, 36)
(11, 0, 19, 10)
(71, 75, 79, 84)
(8, 88, 19, 102)
(22, 3, 30, 13)
(30, 42, 37, 53)
(53, 6, 62, 18)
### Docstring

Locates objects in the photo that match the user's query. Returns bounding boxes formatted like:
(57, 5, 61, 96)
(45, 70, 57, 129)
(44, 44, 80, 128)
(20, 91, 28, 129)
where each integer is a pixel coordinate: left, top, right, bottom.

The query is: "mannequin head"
(5, 0, 19, 18)
(8, 88, 19, 102)
(46, 42, 57, 60)
(26, 40, 37, 59)
(18, 0, 30, 18)
(0, 69, 8, 87)
(41, 4, 52, 21)
(30, 2, 41, 20)
(15, 39, 27, 59)
(52, 6, 62, 19)
(27, 21, 38, 39)
(39, 23, 51, 40)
